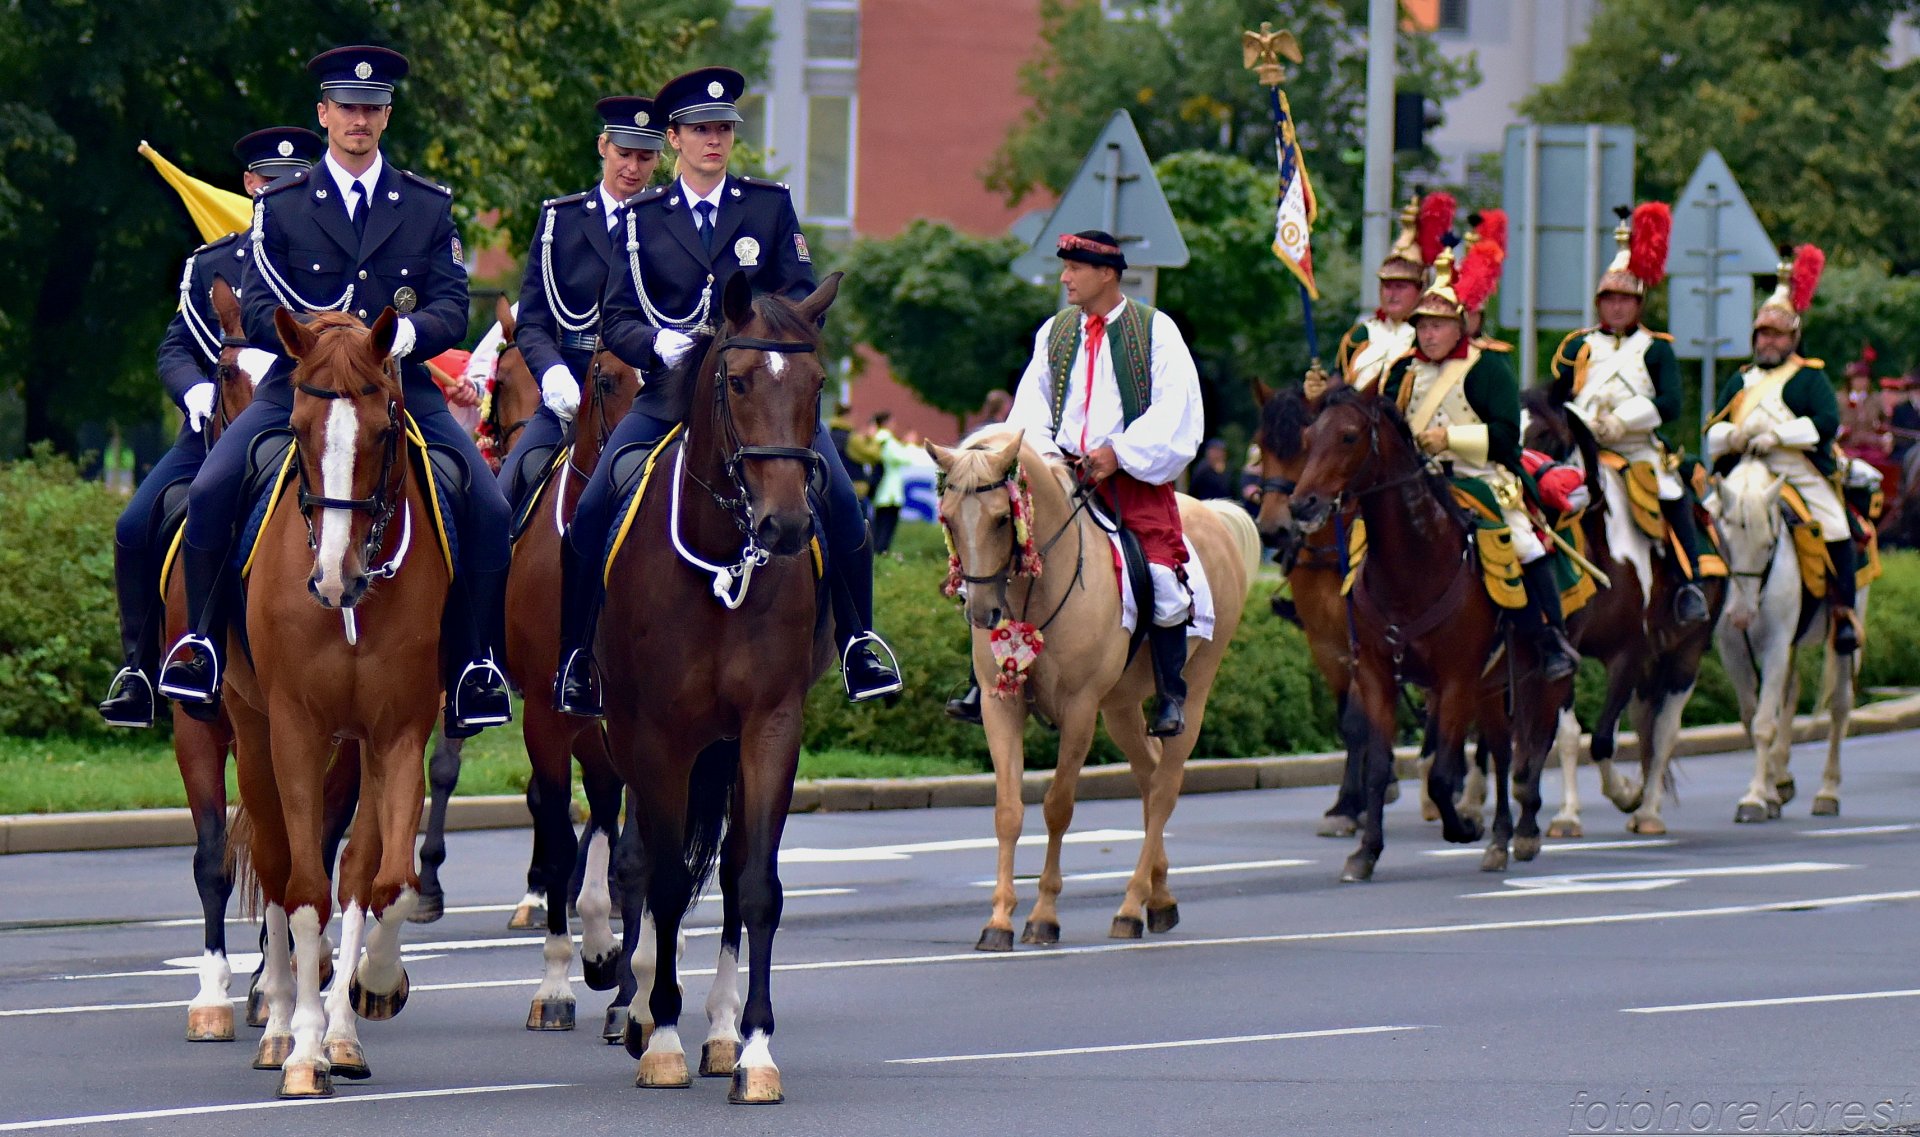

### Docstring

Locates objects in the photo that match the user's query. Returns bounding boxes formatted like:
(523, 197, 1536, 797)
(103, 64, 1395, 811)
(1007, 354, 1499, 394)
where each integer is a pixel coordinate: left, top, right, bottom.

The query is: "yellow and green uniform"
(1336, 316, 1415, 393)
(1708, 355, 1847, 535)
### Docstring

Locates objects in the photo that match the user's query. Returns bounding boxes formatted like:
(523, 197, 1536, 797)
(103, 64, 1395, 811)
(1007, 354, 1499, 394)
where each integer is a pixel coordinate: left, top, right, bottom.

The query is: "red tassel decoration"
(1476, 208, 1507, 256)
(1417, 191, 1457, 266)
(1789, 244, 1825, 313)
(1455, 212, 1506, 314)
(1627, 202, 1671, 289)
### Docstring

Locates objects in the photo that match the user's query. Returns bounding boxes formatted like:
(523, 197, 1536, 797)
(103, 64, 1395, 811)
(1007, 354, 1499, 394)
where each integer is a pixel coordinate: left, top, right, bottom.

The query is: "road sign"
(1668, 273, 1755, 362)
(1499, 124, 1637, 384)
(1672, 149, 1776, 276)
(1010, 110, 1189, 299)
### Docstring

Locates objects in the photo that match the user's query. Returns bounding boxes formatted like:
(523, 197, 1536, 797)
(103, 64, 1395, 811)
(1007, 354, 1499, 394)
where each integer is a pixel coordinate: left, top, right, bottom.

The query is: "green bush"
(0, 447, 123, 736)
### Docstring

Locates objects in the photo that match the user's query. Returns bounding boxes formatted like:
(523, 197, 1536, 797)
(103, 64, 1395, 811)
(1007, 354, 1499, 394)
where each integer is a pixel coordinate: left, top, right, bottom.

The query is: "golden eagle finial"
(1242, 22, 1302, 87)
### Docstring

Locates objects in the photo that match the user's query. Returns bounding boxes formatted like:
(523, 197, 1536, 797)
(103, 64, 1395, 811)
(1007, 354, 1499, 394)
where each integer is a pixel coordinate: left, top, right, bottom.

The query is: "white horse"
(1711, 457, 1866, 821)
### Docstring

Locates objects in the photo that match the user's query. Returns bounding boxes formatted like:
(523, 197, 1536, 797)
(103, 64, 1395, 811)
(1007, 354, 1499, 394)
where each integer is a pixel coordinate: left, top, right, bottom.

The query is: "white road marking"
(0, 1083, 572, 1131)
(971, 858, 1312, 887)
(1425, 838, 1676, 858)
(1624, 988, 1920, 1015)
(1458, 861, 1852, 899)
(887, 1024, 1425, 1065)
(780, 828, 1143, 864)
(1799, 822, 1920, 837)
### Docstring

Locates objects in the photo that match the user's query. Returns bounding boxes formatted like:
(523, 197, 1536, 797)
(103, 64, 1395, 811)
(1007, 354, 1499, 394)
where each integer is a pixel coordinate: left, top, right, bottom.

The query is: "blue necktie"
(350, 183, 369, 242)
(696, 201, 715, 256)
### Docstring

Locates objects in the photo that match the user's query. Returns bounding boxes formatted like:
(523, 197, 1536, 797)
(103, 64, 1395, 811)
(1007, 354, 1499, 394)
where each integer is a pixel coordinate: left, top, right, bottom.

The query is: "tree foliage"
(1522, 0, 1920, 271)
(0, 0, 766, 448)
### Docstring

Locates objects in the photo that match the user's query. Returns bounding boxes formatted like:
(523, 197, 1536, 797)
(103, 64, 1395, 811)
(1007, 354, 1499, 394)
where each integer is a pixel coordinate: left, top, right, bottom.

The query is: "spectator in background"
(1187, 438, 1235, 500)
(1891, 373, 1920, 466)
(829, 401, 871, 501)
(869, 411, 915, 554)
(964, 388, 1012, 439)
(1840, 361, 1892, 461)
(1239, 442, 1265, 512)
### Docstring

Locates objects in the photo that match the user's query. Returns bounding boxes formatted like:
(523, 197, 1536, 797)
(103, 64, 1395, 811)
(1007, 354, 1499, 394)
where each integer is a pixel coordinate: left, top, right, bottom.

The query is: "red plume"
(1789, 244, 1825, 313)
(1417, 191, 1457, 265)
(1627, 202, 1670, 288)
(1455, 228, 1505, 314)
(1476, 208, 1507, 256)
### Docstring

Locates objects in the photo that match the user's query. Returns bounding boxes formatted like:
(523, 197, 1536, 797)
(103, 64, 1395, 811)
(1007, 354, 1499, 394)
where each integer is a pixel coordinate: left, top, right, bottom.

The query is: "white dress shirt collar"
(598, 184, 625, 227)
(324, 150, 385, 216)
(678, 176, 725, 220)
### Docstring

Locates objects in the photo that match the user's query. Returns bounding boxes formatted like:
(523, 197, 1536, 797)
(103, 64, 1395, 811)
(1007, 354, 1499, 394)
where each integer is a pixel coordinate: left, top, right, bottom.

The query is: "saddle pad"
(510, 443, 570, 545)
(1597, 449, 1664, 539)
(1778, 483, 1878, 596)
(1084, 495, 1215, 640)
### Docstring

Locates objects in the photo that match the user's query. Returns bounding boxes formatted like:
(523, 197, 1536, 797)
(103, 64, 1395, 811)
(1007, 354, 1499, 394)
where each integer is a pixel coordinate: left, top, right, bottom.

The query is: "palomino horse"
(929, 428, 1259, 950)
(1712, 456, 1866, 821)
(598, 272, 843, 1104)
(1522, 392, 1724, 837)
(1288, 387, 1570, 880)
(505, 348, 638, 1037)
(226, 308, 448, 1098)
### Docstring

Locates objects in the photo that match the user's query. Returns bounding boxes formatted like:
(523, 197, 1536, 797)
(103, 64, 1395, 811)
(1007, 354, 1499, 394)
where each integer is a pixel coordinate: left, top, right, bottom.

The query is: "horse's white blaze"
(738, 1030, 776, 1071)
(314, 398, 359, 603)
(188, 949, 231, 1014)
(532, 933, 573, 1006)
(260, 905, 294, 1040)
(323, 902, 367, 1048)
(576, 830, 616, 966)
(286, 906, 327, 1067)
(765, 350, 785, 378)
(703, 945, 742, 1046)
(1598, 465, 1653, 612)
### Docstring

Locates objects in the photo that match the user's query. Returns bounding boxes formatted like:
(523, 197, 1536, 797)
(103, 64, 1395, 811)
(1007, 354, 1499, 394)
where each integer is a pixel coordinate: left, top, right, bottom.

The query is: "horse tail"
(1201, 499, 1263, 583)
(225, 804, 261, 921)
(680, 739, 740, 918)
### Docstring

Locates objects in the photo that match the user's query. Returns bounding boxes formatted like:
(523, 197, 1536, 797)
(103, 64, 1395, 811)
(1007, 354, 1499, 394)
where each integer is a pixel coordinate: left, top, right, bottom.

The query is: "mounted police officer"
(157, 45, 514, 737)
(551, 66, 901, 716)
(97, 127, 322, 728)
(498, 96, 664, 516)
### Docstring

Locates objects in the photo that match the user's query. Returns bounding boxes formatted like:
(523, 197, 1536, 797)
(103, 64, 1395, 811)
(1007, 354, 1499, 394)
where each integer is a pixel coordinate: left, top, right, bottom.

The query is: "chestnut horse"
(227, 308, 448, 1098)
(1288, 387, 1569, 880)
(599, 272, 842, 1104)
(929, 428, 1259, 951)
(505, 348, 637, 1037)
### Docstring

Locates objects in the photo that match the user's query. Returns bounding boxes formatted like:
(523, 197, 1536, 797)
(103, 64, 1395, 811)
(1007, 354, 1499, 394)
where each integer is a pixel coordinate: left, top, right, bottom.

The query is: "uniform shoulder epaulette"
(1799, 357, 1826, 370)
(1477, 338, 1513, 353)
(400, 169, 452, 196)
(1647, 330, 1674, 342)
(194, 231, 241, 256)
(541, 190, 591, 209)
(259, 168, 310, 197)
(735, 174, 791, 193)
(623, 185, 670, 208)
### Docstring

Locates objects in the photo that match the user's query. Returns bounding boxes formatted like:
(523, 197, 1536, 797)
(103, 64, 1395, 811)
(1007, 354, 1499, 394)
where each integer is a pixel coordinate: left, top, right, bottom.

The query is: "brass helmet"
(1594, 202, 1671, 299)
(1377, 190, 1456, 283)
(1753, 243, 1825, 338)
(1411, 245, 1465, 323)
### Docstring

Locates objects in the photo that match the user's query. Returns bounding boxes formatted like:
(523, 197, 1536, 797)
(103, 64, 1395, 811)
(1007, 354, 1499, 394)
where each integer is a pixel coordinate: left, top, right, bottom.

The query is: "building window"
(806, 6, 859, 60)
(806, 94, 853, 222)
(1438, 0, 1468, 33)
(1100, 0, 1174, 22)
(735, 93, 770, 159)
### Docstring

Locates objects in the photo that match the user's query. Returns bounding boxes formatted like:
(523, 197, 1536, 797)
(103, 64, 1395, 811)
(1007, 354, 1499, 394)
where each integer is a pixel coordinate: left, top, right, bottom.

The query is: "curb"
(5, 692, 1917, 856)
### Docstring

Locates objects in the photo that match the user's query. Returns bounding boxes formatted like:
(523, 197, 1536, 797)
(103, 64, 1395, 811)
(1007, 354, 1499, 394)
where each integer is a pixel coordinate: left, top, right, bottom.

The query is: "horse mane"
(295, 311, 398, 392)
(1320, 385, 1469, 527)
(1258, 383, 1315, 461)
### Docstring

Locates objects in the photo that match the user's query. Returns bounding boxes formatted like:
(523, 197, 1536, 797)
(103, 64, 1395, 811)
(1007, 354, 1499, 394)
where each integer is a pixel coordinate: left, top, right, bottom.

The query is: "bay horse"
(226, 307, 448, 1098)
(1521, 391, 1724, 836)
(504, 348, 637, 1036)
(928, 428, 1259, 951)
(598, 271, 843, 1104)
(1288, 386, 1569, 880)
(1712, 456, 1866, 821)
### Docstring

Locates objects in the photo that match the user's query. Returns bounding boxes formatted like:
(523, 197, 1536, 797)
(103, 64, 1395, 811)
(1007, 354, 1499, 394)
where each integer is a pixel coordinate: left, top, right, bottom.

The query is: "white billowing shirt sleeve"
(1110, 310, 1204, 485)
(1004, 317, 1064, 462)
(465, 313, 510, 387)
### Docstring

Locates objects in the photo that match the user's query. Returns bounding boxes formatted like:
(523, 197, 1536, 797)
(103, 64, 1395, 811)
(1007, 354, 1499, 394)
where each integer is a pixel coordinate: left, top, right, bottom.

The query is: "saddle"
(1778, 484, 1881, 600)
(1597, 450, 1665, 539)
(1599, 451, 1729, 579)
(508, 443, 569, 545)
(1084, 492, 1156, 665)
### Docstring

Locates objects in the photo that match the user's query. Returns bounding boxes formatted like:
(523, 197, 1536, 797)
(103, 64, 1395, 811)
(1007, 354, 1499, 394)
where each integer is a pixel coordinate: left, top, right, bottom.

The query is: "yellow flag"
(138, 141, 252, 243)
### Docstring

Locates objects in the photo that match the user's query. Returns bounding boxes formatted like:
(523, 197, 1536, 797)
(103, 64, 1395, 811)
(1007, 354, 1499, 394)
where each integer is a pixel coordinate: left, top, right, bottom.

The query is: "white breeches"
(1502, 504, 1548, 563)
(1764, 451, 1849, 536)
(1149, 562, 1191, 627)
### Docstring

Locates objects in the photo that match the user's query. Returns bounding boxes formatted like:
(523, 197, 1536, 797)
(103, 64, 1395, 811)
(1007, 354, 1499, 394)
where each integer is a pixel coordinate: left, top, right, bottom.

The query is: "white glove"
(1564, 483, 1592, 512)
(540, 364, 580, 421)
(234, 348, 278, 388)
(655, 328, 696, 367)
(1748, 429, 1779, 455)
(1592, 412, 1625, 444)
(183, 382, 217, 433)
(389, 316, 417, 360)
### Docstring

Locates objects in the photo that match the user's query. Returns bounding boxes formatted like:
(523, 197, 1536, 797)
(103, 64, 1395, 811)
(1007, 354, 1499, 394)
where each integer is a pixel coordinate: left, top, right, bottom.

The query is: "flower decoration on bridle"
(937, 457, 1044, 598)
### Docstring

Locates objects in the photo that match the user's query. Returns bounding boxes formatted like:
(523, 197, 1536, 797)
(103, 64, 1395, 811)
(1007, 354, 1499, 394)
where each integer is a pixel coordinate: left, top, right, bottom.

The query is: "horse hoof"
(1420, 801, 1440, 822)
(1480, 846, 1509, 873)
(1317, 815, 1358, 839)
(1109, 915, 1145, 940)
(408, 892, 444, 925)
(1627, 816, 1667, 836)
(636, 1050, 692, 1088)
(1146, 904, 1180, 934)
(277, 1060, 333, 1099)
(349, 969, 409, 1021)
(1384, 780, 1401, 804)
(581, 950, 622, 992)
(245, 983, 268, 1028)
(1776, 778, 1797, 806)
(701, 1039, 739, 1077)
(507, 903, 547, 931)
(526, 997, 576, 1032)
(252, 1032, 294, 1070)
(186, 1003, 234, 1042)
(1339, 854, 1376, 883)
(1545, 819, 1582, 839)
(602, 1005, 629, 1044)
(623, 1018, 654, 1060)
(729, 1065, 784, 1105)
(1734, 802, 1769, 824)
(1512, 835, 1542, 862)
(975, 927, 1014, 953)
(1020, 919, 1060, 946)
(324, 1038, 371, 1080)
(1812, 795, 1840, 817)
(1447, 818, 1485, 845)
(1765, 799, 1782, 820)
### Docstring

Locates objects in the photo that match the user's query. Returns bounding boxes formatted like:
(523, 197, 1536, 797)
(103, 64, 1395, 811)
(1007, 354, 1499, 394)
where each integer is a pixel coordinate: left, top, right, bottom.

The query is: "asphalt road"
(3, 732, 1919, 1137)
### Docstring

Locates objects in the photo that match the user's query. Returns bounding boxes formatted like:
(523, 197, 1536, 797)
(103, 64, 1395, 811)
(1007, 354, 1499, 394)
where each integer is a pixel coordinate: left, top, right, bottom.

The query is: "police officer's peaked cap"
(307, 45, 409, 106)
(233, 127, 323, 177)
(655, 67, 746, 126)
(595, 97, 666, 151)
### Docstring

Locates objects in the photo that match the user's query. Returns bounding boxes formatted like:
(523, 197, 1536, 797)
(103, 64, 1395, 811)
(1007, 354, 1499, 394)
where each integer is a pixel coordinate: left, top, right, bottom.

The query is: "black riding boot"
(1520, 559, 1579, 682)
(1661, 497, 1709, 627)
(156, 540, 234, 722)
(553, 535, 605, 718)
(1146, 624, 1189, 738)
(945, 664, 983, 724)
(1826, 538, 1860, 655)
(99, 540, 160, 728)
(830, 537, 903, 704)
(444, 565, 512, 739)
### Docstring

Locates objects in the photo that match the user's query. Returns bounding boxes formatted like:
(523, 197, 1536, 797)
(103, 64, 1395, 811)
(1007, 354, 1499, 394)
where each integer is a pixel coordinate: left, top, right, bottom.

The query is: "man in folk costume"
(1381, 246, 1579, 681)
(1458, 210, 1509, 352)
(999, 230, 1205, 736)
(1335, 191, 1454, 391)
(1549, 203, 1710, 626)
(1707, 244, 1861, 654)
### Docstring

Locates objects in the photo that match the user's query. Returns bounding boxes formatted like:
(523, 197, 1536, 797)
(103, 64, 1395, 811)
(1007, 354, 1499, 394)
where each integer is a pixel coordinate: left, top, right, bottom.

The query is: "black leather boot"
(444, 565, 512, 738)
(156, 540, 233, 722)
(945, 667, 983, 724)
(99, 540, 160, 728)
(1521, 559, 1579, 682)
(1146, 624, 1189, 738)
(553, 535, 605, 718)
(830, 538, 902, 704)
(1826, 538, 1860, 655)
(1660, 497, 1709, 627)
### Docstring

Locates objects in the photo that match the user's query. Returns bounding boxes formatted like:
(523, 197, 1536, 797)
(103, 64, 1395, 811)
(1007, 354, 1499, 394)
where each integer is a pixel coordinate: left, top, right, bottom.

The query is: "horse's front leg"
(1814, 636, 1855, 816)
(730, 718, 801, 1105)
(1425, 679, 1482, 848)
(175, 713, 236, 1042)
(524, 708, 583, 1031)
(264, 709, 336, 1099)
(1736, 635, 1794, 823)
(349, 725, 433, 1024)
(412, 732, 462, 924)
(701, 800, 749, 1078)
(976, 678, 1029, 952)
(1025, 700, 1098, 945)
(1340, 658, 1400, 883)
(1545, 704, 1586, 838)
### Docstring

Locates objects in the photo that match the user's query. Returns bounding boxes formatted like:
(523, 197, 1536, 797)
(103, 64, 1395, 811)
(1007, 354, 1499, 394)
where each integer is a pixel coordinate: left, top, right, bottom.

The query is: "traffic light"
(1394, 91, 1443, 153)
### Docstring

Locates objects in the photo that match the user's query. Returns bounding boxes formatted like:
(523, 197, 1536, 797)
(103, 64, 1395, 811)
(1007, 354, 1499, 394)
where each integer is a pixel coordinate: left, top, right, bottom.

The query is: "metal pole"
(1700, 185, 1724, 448)
(1101, 142, 1121, 236)
(1520, 125, 1540, 390)
(1581, 125, 1602, 334)
(1360, 0, 1396, 312)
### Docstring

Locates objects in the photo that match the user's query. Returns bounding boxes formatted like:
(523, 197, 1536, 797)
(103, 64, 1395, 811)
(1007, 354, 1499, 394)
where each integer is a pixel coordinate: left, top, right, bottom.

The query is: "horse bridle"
(210, 334, 252, 437)
(694, 335, 826, 530)
(946, 473, 1091, 636)
(568, 355, 627, 483)
(485, 340, 533, 451)
(294, 365, 406, 582)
